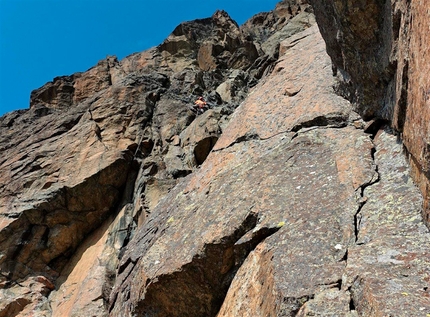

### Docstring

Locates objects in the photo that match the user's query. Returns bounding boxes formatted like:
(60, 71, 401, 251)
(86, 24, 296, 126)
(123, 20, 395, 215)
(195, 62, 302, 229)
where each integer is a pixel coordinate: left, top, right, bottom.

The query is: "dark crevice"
(107, 70, 113, 86)
(316, 279, 342, 291)
(392, 9, 402, 42)
(94, 124, 104, 143)
(8, 220, 34, 269)
(347, 276, 361, 313)
(395, 60, 409, 132)
(60, 114, 83, 131)
(134, 212, 281, 317)
(112, 164, 141, 256)
(47, 247, 75, 271)
(287, 32, 312, 46)
(283, 87, 302, 97)
(291, 114, 348, 133)
(116, 258, 138, 282)
(0, 271, 24, 287)
(349, 295, 356, 311)
(339, 249, 348, 262)
(353, 198, 366, 244)
(40, 226, 50, 246)
(232, 132, 261, 145)
(108, 257, 139, 313)
(363, 118, 389, 138)
(370, 146, 377, 162)
(171, 169, 192, 179)
(233, 224, 281, 267)
(247, 55, 278, 80)
(194, 136, 219, 166)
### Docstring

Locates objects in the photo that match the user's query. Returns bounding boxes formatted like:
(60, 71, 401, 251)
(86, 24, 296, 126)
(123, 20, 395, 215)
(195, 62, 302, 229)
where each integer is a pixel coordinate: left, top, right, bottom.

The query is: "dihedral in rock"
(1, 1, 429, 316)
(110, 25, 430, 317)
(309, 0, 430, 226)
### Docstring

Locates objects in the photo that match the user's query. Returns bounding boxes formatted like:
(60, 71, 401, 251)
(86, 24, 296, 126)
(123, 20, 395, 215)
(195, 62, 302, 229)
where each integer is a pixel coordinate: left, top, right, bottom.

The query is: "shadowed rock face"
(1, 1, 430, 316)
(404, 1, 430, 224)
(309, 0, 430, 227)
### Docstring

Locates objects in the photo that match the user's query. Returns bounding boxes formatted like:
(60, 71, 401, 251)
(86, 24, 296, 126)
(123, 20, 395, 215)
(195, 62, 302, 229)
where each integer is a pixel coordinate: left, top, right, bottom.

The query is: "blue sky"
(0, 0, 280, 116)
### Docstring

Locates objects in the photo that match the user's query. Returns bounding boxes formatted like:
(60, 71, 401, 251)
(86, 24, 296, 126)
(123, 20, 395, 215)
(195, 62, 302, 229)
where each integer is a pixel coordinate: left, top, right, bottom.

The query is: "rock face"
(404, 1, 430, 224)
(309, 0, 430, 227)
(0, 1, 429, 316)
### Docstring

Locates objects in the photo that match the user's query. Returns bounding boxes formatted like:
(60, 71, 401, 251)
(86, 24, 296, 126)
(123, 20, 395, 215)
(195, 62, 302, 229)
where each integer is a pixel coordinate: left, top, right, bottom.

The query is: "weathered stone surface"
(214, 25, 352, 150)
(241, 0, 314, 80)
(215, 127, 373, 317)
(109, 26, 358, 316)
(1, 1, 430, 316)
(159, 10, 258, 73)
(109, 22, 429, 317)
(48, 204, 136, 317)
(346, 128, 430, 316)
(218, 128, 430, 317)
(309, 0, 430, 226)
(0, 76, 154, 316)
(1, 4, 315, 316)
(241, 0, 312, 47)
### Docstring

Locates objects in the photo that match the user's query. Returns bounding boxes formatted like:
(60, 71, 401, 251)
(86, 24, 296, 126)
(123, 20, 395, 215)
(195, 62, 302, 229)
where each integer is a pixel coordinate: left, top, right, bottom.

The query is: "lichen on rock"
(0, 1, 429, 316)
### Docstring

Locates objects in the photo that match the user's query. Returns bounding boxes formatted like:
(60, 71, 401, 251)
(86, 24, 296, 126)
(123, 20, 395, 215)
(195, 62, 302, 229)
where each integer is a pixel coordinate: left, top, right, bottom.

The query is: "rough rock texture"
(110, 25, 430, 317)
(0, 3, 315, 316)
(0, 1, 429, 316)
(403, 0, 430, 224)
(346, 128, 430, 316)
(309, 0, 430, 226)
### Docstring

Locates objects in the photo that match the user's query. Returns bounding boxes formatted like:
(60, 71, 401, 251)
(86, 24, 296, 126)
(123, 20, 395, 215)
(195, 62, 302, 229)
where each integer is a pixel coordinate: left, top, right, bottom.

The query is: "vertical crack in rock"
(346, 276, 361, 316)
(349, 287, 357, 314)
(135, 212, 281, 317)
(346, 141, 380, 315)
(341, 129, 430, 315)
(353, 139, 381, 244)
(0, 152, 140, 316)
(45, 156, 142, 316)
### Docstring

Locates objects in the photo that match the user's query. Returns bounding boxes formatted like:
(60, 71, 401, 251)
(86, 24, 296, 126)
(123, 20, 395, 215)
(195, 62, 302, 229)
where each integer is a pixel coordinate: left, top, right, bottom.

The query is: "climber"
(192, 96, 208, 114)
(195, 96, 207, 109)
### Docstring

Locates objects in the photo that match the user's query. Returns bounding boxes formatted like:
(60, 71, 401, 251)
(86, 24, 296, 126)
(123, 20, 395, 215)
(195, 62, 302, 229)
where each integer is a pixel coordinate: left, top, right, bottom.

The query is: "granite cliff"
(0, 1, 428, 316)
